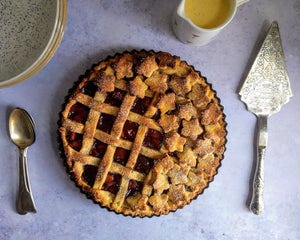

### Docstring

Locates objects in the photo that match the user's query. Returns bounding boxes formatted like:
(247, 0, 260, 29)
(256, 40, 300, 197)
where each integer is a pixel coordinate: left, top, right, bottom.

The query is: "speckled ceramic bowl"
(0, 0, 67, 88)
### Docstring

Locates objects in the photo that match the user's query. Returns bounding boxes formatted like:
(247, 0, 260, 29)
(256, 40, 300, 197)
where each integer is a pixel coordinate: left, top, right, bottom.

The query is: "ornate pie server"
(239, 21, 292, 215)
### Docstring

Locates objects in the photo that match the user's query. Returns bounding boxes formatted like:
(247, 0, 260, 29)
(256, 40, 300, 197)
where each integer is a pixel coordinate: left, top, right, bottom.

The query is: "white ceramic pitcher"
(172, 0, 248, 46)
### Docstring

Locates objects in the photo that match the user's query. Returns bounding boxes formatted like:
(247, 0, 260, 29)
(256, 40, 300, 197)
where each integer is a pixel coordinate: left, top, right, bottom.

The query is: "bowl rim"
(0, 0, 68, 88)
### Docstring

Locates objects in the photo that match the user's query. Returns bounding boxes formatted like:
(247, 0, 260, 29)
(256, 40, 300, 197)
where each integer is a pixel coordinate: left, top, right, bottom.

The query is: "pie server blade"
(239, 21, 292, 215)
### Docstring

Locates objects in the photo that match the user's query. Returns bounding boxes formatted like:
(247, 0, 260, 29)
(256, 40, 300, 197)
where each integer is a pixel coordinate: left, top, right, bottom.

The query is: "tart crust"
(58, 50, 226, 217)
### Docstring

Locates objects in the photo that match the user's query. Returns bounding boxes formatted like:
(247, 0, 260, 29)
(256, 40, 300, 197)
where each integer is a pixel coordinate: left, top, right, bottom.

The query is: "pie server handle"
(249, 115, 267, 215)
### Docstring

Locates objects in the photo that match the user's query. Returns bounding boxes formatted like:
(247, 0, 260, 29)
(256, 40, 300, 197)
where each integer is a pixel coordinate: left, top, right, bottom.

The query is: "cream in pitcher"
(184, 0, 231, 29)
(172, 0, 248, 46)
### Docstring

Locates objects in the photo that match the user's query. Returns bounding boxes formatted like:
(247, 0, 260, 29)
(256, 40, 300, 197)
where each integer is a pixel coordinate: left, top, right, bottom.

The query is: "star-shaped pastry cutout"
(203, 125, 226, 146)
(158, 114, 179, 133)
(156, 52, 180, 69)
(169, 75, 191, 95)
(145, 71, 168, 92)
(201, 102, 222, 125)
(148, 194, 169, 213)
(193, 138, 215, 158)
(178, 102, 197, 120)
(156, 93, 176, 115)
(181, 118, 203, 140)
(114, 53, 133, 79)
(186, 171, 206, 191)
(177, 146, 197, 167)
(197, 153, 216, 175)
(168, 164, 189, 184)
(129, 76, 148, 98)
(152, 173, 170, 195)
(126, 193, 148, 211)
(187, 84, 211, 107)
(153, 154, 174, 174)
(135, 55, 158, 77)
(168, 184, 188, 204)
(95, 66, 116, 92)
(165, 132, 186, 152)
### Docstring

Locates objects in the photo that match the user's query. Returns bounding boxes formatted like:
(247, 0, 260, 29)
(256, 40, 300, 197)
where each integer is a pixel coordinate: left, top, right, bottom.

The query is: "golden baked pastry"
(58, 50, 226, 217)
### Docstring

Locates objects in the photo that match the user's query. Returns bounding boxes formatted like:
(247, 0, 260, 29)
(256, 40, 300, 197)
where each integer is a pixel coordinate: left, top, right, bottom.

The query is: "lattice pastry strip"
(80, 92, 106, 154)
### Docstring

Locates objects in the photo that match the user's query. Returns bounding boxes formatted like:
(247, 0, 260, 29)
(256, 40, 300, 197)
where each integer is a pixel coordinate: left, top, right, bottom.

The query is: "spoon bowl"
(9, 108, 36, 148)
(9, 107, 37, 214)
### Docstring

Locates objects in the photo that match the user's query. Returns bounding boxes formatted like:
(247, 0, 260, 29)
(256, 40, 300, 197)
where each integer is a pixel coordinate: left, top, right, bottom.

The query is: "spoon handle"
(17, 148, 37, 214)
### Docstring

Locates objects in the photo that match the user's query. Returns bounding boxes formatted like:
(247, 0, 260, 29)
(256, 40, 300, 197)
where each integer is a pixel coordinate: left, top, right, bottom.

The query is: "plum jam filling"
(131, 96, 152, 115)
(134, 155, 154, 175)
(82, 165, 98, 186)
(168, 152, 177, 158)
(68, 103, 90, 124)
(101, 172, 122, 195)
(66, 131, 83, 151)
(113, 147, 130, 166)
(89, 139, 107, 158)
(126, 180, 143, 197)
(121, 120, 139, 142)
(142, 129, 164, 150)
(104, 88, 127, 107)
(81, 80, 98, 97)
(152, 109, 161, 121)
(97, 113, 115, 133)
(165, 87, 175, 94)
(166, 109, 177, 115)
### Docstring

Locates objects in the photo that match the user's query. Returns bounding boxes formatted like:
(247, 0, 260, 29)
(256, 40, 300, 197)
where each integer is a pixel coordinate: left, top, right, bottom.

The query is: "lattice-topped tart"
(58, 50, 226, 217)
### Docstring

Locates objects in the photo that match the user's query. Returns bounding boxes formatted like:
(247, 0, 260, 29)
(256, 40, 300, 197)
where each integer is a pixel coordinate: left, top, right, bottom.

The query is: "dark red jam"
(104, 88, 127, 107)
(152, 109, 161, 121)
(68, 103, 90, 124)
(121, 120, 139, 141)
(142, 129, 164, 150)
(97, 113, 116, 133)
(89, 139, 107, 158)
(165, 109, 177, 115)
(133, 155, 154, 175)
(82, 165, 98, 186)
(81, 80, 98, 97)
(66, 131, 83, 151)
(131, 96, 152, 115)
(101, 172, 122, 195)
(113, 147, 130, 166)
(168, 151, 177, 157)
(165, 87, 175, 94)
(126, 180, 143, 197)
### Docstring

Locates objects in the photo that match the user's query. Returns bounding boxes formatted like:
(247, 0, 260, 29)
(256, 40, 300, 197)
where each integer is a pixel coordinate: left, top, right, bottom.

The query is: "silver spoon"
(9, 107, 37, 214)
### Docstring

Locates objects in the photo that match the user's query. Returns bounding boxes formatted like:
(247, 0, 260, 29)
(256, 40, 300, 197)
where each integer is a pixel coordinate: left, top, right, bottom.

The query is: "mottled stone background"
(0, 0, 299, 239)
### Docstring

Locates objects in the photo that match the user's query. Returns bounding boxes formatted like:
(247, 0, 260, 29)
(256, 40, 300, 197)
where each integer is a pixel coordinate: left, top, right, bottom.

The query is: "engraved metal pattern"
(239, 21, 292, 115)
(249, 115, 267, 215)
(250, 146, 265, 215)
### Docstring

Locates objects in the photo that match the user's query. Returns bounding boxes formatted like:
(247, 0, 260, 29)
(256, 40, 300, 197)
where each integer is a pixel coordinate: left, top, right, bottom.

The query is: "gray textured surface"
(0, 0, 299, 239)
(0, 0, 56, 82)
